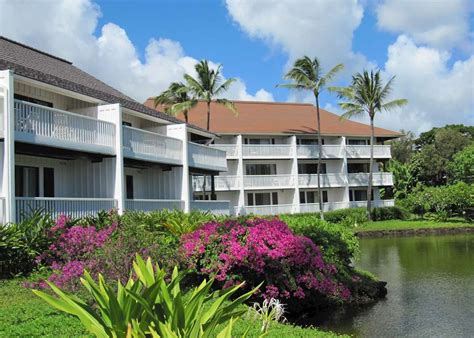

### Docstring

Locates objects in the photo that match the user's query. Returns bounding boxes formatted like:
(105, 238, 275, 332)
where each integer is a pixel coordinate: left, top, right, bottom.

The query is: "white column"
(0, 70, 15, 223)
(236, 134, 245, 216)
(166, 124, 190, 212)
(341, 136, 350, 208)
(97, 104, 124, 214)
(290, 135, 300, 214)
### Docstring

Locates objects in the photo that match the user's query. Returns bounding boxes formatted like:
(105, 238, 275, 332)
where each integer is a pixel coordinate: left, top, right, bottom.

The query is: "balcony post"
(341, 136, 350, 205)
(236, 135, 245, 216)
(0, 70, 15, 223)
(167, 124, 189, 213)
(290, 135, 300, 214)
(97, 104, 125, 214)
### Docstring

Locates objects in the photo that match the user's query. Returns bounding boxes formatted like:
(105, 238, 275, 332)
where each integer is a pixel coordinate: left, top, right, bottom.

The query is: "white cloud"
(376, 0, 472, 50)
(225, 0, 369, 74)
(0, 0, 269, 102)
(352, 36, 474, 134)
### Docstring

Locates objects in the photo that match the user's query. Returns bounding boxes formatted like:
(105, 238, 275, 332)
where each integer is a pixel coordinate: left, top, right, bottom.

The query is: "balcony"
(298, 173, 346, 188)
(125, 199, 184, 212)
(188, 142, 228, 172)
(243, 174, 294, 189)
(123, 126, 182, 165)
(14, 100, 115, 155)
(242, 145, 293, 158)
(210, 144, 239, 158)
(346, 145, 391, 159)
(235, 203, 295, 216)
(297, 145, 343, 159)
(192, 175, 241, 191)
(348, 172, 394, 186)
(15, 197, 116, 222)
(190, 200, 230, 215)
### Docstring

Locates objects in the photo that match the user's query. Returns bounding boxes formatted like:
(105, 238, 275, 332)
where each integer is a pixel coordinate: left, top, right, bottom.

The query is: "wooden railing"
(243, 175, 294, 189)
(192, 176, 241, 191)
(188, 142, 227, 171)
(14, 100, 115, 151)
(348, 172, 394, 186)
(190, 200, 230, 215)
(210, 144, 239, 158)
(125, 199, 184, 212)
(296, 145, 343, 158)
(242, 145, 293, 158)
(123, 126, 182, 164)
(15, 197, 116, 222)
(346, 145, 391, 158)
(298, 173, 346, 187)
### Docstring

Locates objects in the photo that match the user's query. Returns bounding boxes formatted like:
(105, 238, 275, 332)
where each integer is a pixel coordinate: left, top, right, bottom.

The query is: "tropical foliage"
(33, 255, 259, 337)
(154, 82, 197, 123)
(330, 70, 407, 219)
(279, 56, 343, 220)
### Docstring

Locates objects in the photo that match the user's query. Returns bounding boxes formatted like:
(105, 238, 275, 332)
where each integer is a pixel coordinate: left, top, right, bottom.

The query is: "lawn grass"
(0, 279, 343, 337)
(357, 219, 473, 232)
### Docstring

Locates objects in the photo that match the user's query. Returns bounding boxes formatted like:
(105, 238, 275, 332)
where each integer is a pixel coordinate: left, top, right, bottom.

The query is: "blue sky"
(0, 0, 472, 133)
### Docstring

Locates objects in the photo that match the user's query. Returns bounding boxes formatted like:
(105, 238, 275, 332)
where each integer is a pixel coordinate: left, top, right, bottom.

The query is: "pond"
(317, 234, 474, 337)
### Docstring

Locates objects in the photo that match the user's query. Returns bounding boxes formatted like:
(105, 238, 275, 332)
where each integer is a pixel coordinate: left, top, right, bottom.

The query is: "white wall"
(124, 166, 182, 200)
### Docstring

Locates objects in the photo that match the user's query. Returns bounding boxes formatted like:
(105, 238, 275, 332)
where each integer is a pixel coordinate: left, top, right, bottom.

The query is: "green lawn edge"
(355, 219, 473, 232)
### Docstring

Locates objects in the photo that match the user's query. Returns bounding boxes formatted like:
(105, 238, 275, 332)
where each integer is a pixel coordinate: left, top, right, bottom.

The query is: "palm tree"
(154, 82, 197, 123)
(330, 70, 407, 220)
(278, 56, 344, 220)
(184, 60, 237, 131)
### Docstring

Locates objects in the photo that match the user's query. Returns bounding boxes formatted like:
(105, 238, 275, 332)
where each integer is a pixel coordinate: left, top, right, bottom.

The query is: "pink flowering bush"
(180, 218, 351, 310)
(34, 215, 117, 290)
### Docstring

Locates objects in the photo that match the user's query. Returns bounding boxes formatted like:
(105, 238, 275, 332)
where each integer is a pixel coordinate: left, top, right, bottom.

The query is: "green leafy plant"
(33, 255, 260, 337)
(248, 298, 287, 333)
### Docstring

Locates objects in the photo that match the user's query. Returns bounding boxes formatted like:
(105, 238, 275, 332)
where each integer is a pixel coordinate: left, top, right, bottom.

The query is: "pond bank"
(356, 226, 474, 237)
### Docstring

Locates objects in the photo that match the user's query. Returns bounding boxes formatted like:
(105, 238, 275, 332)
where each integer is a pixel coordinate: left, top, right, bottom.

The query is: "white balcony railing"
(190, 200, 230, 215)
(192, 175, 241, 191)
(125, 199, 184, 212)
(188, 142, 228, 171)
(346, 145, 391, 158)
(210, 144, 239, 158)
(235, 204, 295, 216)
(243, 175, 294, 189)
(296, 145, 343, 158)
(348, 172, 394, 186)
(242, 145, 293, 158)
(123, 126, 182, 165)
(0, 197, 5, 224)
(14, 100, 115, 153)
(15, 197, 116, 222)
(298, 173, 346, 187)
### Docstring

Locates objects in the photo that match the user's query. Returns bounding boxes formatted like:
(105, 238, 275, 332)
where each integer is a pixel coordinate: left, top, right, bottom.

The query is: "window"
(247, 192, 278, 206)
(298, 163, 326, 174)
(122, 121, 132, 127)
(245, 164, 277, 175)
(349, 189, 374, 201)
(347, 139, 369, 145)
(297, 138, 324, 145)
(126, 175, 134, 199)
(15, 166, 39, 197)
(300, 190, 328, 204)
(14, 94, 53, 108)
(347, 163, 370, 173)
(43, 167, 55, 197)
(244, 138, 275, 145)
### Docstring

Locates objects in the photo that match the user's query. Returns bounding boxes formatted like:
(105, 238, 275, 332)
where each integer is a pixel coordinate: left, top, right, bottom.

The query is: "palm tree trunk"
(315, 95, 324, 220)
(184, 110, 188, 123)
(367, 115, 375, 221)
(206, 101, 211, 131)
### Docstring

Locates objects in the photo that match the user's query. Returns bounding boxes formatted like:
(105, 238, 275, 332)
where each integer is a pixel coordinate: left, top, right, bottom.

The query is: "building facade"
(0, 36, 229, 223)
(143, 100, 400, 216)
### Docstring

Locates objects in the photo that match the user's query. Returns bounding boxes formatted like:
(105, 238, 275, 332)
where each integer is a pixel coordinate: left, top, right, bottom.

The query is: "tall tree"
(389, 129, 415, 164)
(184, 60, 237, 131)
(331, 70, 407, 220)
(278, 56, 344, 220)
(154, 82, 197, 123)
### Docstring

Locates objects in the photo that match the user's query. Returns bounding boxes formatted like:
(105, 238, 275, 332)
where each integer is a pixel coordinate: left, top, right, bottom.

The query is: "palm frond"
(167, 100, 198, 116)
(319, 63, 344, 87)
(338, 102, 364, 120)
(382, 99, 408, 111)
(215, 78, 236, 96)
(216, 99, 238, 116)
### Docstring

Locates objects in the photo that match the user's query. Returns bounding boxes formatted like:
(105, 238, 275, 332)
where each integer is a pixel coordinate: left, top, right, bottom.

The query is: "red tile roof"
(144, 99, 401, 138)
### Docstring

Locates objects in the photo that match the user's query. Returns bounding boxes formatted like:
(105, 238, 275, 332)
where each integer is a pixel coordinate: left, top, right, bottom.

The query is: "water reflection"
(318, 234, 474, 337)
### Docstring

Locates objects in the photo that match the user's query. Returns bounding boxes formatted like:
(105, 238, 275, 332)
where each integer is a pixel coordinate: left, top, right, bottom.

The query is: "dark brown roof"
(144, 99, 402, 138)
(0, 36, 207, 130)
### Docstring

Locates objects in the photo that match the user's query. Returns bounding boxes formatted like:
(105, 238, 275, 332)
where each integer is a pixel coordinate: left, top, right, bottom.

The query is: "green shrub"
(323, 208, 368, 227)
(0, 211, 54, 277)
(279, 214, 359, 278)
(370, 206, 409, 221)
(401, 182, 474, 221)
(34, 255, 259, 337)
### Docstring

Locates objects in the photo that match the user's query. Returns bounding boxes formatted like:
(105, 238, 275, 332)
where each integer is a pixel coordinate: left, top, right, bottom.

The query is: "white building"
(143, 100, 400, 216)
(0, 36, 230, 223)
